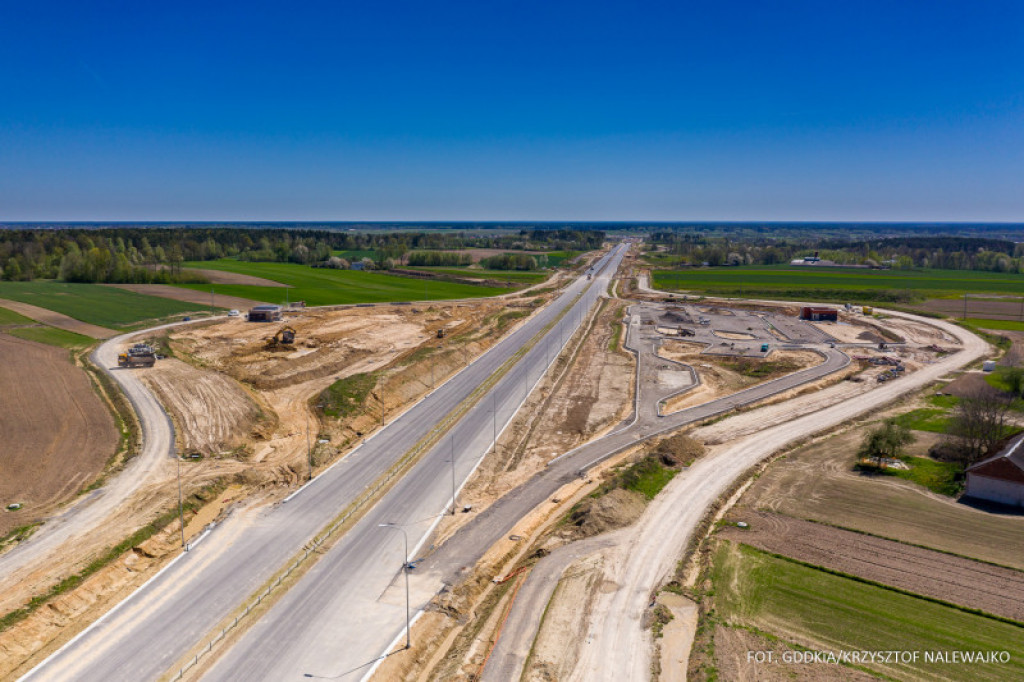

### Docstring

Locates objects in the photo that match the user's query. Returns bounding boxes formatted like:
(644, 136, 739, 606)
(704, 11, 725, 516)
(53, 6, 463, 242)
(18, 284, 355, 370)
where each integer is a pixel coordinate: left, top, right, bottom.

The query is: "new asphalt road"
(22, 245, 627, 682)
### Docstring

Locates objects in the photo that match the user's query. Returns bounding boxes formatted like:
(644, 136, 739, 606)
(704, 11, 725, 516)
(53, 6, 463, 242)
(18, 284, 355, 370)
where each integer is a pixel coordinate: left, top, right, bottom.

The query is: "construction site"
(1, 243, 1018, 682)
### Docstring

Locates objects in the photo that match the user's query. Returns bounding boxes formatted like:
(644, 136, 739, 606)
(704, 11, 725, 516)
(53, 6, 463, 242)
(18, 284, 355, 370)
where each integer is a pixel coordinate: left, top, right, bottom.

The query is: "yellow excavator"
(265, 326, 297, 350)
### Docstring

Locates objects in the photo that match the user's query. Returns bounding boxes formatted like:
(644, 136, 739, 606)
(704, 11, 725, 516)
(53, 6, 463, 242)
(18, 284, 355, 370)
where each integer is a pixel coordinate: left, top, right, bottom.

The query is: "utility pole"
(378, 524, 411, 650)
(962, 292, 967, 320)
(492, 391, 497, 453)
(210, 287, 215, 316)
(176, 453, 186, 551)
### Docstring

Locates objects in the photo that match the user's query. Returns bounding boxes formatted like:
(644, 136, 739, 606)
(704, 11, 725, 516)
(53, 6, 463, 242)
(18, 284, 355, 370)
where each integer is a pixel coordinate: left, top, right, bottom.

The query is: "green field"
(652, 266, 1024, 302)
(714, 542, 1024, 681)
(0, 307, 36, 325)
(0, 282, 206, 328)
(544, 250, 578, 266)
(407, 267, 548, 284)
(892, 407, 951, 433)
(965, 318, 1024, 331)
(179, 260, 507, 305)
(4, 326, 95, 349)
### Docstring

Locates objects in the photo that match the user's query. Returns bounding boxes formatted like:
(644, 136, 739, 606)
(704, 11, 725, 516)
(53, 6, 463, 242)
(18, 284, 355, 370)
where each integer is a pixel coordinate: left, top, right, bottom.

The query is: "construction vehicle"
(436, 328, 447, 339)
(678, 327, 695, 337)
(761, 343, 770, 353)
(118, 343, 156, 368)
(265, 326, 297, 350)
(862, 306, 873, 315)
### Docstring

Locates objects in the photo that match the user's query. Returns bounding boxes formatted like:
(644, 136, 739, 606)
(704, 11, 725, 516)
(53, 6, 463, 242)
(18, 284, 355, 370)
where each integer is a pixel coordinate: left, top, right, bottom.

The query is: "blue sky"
(1, 1, 1022, 221)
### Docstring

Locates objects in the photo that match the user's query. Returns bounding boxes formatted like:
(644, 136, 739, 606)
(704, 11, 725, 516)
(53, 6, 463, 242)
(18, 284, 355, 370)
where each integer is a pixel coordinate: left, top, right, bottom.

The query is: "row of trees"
(647, 232, 1024, 273)
(0, 227, 605, 282)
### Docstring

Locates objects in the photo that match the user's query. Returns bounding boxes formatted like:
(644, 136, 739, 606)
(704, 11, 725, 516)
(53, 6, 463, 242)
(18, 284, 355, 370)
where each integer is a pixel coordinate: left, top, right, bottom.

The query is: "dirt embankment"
(0, 336, 119, 538)
(720, 511, 1024, 622)
(431, 299, 637, 544)
(139, 358, 264, 456)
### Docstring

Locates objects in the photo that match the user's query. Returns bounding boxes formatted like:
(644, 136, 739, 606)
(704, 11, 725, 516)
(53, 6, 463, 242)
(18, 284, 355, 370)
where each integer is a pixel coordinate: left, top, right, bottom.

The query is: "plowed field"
(720, 511, 1024, 622)
(0, 336, 118, 536)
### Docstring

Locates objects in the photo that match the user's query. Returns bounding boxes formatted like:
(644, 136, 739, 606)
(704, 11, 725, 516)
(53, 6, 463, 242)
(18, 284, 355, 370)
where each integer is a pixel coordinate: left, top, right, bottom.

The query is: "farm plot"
(741, 429, 1024, 570)
(0, 282, 204, 329)
(652, 266, 1024, 302)
(0, 336, 118, 536)
(177, 259, 509, 305)
(712, 541, 1024, 682)
(719, 511, 1024, 622)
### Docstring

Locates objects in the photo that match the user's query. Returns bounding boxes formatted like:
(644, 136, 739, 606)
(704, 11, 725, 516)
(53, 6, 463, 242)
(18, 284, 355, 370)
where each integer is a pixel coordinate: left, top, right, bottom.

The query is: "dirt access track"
(0, 335, 119, 537)
(0, 299, 115, 339)
(104, 284, 270, 311)
(719, 511, 1024, 623)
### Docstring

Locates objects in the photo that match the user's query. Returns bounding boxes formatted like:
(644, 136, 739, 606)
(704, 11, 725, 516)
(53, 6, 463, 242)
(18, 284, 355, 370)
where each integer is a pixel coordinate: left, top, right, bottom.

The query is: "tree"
(946, 385, 1016, 464)
(858, 419, 914, 466)
(999, 361, 1024, 399)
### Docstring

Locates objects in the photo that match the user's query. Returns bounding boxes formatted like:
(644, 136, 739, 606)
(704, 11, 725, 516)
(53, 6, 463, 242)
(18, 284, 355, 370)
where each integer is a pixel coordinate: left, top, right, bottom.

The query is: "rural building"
(965, 434, 1024, 507)
(247, 305, 282, 322)
(800, 306, 838, 322)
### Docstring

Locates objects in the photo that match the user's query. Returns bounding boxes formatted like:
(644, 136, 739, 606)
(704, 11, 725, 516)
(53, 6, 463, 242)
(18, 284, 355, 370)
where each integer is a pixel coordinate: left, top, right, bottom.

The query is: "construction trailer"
(800, 306, 838, 322)
(247, 305, 283, 322)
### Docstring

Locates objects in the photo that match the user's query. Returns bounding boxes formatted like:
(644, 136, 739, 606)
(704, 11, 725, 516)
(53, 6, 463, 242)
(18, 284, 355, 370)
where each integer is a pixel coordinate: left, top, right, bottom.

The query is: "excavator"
(265, 326, 297, 350)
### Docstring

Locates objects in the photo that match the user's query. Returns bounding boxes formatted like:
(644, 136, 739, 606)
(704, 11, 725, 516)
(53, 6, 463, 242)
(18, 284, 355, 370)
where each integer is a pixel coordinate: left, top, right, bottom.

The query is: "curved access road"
(0, 324, 181, 604)
(566, 310, 988, 682)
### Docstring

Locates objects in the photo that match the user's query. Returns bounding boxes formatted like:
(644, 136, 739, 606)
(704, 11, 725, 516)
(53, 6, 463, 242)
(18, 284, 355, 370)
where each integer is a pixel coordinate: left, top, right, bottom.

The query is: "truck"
(118, 351, 156, 368)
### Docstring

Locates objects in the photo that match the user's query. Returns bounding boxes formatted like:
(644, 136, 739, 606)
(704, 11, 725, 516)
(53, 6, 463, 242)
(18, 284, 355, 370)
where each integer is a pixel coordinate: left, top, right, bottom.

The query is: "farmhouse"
(800, 306, 838, 322)
(247, 305, 282, 322)
(964, 434, 1024, 507)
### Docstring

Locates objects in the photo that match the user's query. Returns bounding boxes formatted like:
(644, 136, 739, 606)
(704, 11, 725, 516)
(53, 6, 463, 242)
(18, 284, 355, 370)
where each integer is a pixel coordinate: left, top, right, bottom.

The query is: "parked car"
(228, 309, 240, 317)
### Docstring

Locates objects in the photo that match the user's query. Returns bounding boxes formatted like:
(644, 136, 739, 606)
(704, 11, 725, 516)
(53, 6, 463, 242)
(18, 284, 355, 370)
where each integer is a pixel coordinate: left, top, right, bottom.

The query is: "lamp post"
(306, 412, 313, 481)
(176, 452, 186, 551)
(449, 435, 457, 515)
(491, 391, 497, 453)
(378, 523, 411, 650)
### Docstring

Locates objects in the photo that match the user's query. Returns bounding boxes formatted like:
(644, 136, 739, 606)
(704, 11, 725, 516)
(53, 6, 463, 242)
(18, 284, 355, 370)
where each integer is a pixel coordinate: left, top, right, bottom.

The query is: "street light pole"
(176, 452, 186, 551)
(378, 523, 411, 650)
(306, 412, 313, 481)
(492, 391, 497, 453)
(450, 435, 456, 516)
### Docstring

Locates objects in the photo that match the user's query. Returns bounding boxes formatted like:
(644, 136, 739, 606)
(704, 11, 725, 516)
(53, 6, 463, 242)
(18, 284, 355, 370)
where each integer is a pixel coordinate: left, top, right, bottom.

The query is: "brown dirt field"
(711, 625, 878, 682)
(103, 284, 269, 310)
(0, 299, 115, 339)
(720, 511, 1024, 622)
(0, 336, 119, 537)
(139, 359, 264, 455)
(739, 429, 1024, 570)
(941, 371, 994, 398)
(178, 268, 288, 287)
(921, 297, 1024, 321)
(429, 299, 636, 544)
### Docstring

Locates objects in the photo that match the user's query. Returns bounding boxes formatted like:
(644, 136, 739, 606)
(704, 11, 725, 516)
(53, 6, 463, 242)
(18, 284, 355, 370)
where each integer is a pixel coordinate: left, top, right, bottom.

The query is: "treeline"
(406, 251, 473, 267)
(648, 232, 1024, 273)
(480, 253, 545, 270)
(0, 227, 605, 282)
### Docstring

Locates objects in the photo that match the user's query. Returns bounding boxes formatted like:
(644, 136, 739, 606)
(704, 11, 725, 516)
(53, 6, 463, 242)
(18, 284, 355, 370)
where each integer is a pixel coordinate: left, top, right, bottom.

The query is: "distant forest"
(647, 232, 1024, 273)
(0, 227, 604, 282)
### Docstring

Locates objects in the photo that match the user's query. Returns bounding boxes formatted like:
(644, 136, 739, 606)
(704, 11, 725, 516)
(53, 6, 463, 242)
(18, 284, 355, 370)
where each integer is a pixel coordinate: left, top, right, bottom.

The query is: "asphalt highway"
(22, 245, 627, 682)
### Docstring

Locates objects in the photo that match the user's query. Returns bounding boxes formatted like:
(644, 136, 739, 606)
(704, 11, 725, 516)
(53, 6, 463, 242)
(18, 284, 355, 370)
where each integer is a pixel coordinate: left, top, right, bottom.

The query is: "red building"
(800, 306, 838, 322)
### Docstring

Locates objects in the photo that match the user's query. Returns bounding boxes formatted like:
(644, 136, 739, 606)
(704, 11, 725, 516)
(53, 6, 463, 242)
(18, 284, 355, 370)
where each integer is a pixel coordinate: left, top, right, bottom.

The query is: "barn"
(964, 434, 1024, 508)
(247, 305, 283, 322)
(800, 306, 838, 322)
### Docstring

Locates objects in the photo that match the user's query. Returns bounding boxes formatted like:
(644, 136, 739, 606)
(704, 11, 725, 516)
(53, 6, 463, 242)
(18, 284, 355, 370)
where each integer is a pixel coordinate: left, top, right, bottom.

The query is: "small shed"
(247, 305, 282, 322)
(800, 306, 838, 322)
(964, 434, 1024, 507)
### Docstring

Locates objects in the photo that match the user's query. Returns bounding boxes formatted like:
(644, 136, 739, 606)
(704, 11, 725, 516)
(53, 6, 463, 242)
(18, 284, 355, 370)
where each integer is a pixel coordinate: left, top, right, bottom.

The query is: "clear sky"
(1, 1, 1022, 221)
